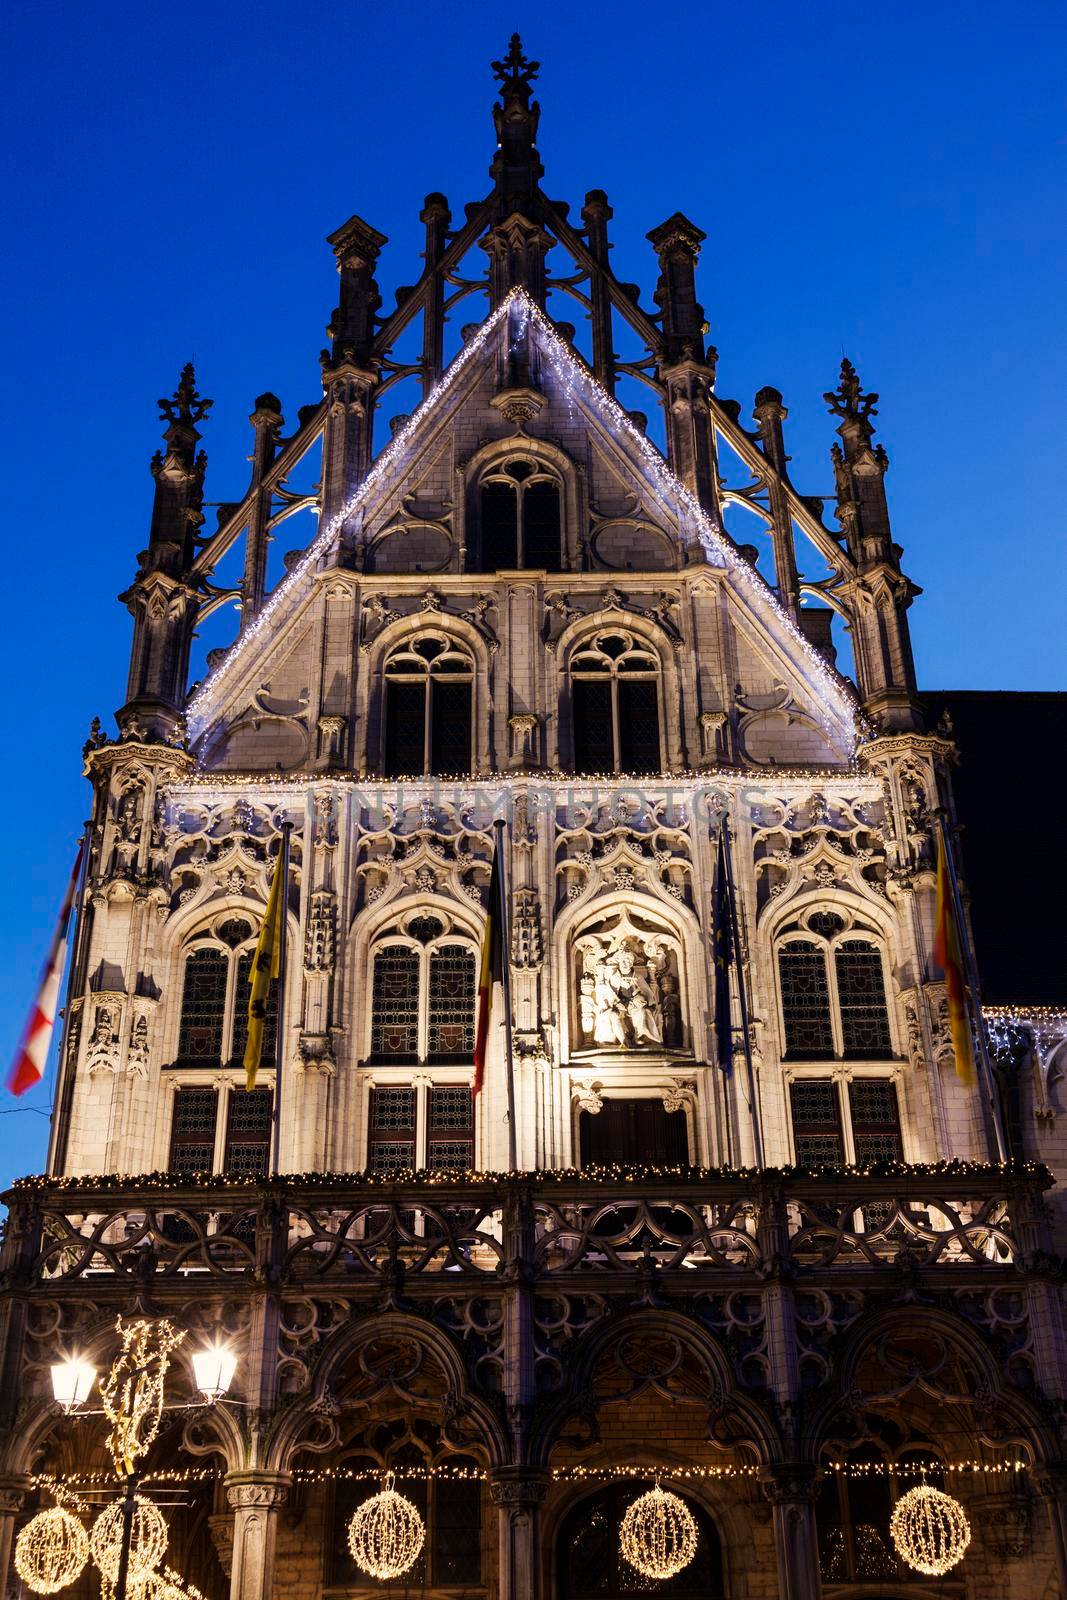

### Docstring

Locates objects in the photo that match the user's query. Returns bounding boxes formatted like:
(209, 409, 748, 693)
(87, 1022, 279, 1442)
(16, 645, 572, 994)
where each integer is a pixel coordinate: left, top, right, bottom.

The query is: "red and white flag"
(7, 844, 84, 1096)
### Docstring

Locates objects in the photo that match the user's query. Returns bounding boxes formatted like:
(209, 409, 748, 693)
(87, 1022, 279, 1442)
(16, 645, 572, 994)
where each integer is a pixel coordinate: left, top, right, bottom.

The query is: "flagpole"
(46, 824, 93, 1176)
(722, 821, 765, 1170)
(270, 821, 293, 1179)
(936, 814, 1009, 1163)
(493, 818, 518, 1172)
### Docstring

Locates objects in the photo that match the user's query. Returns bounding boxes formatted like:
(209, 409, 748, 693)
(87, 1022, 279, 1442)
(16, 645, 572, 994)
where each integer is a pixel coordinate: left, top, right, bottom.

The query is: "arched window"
(330, 1446, 482, 1587)
(818, 1446, 943, 1584)
(383, 634, 474, 777)
(174, 915, 278, 1068)
(571, 630, 662, 774)
(368, 916, 477, 1066)
(777, 912, 893, 1061)
(558, 1483, 724, 1600)
(476, 458, 563, 570)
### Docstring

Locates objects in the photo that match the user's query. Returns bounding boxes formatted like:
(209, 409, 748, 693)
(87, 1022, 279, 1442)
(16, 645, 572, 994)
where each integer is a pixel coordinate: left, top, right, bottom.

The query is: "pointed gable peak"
(186, 288, 859, 757)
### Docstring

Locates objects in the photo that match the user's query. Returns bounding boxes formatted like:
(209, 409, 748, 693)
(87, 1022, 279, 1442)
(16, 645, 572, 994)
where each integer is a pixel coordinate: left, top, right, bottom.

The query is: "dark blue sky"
(1, 0, 1064, 1185)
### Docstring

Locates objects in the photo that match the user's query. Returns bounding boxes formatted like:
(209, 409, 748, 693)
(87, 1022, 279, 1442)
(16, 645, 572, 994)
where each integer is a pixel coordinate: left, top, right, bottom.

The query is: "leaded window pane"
(429, 679, 472, 776)
(369, 1140, 415, 1176)
(849, 1078, 902, 1166)
(231, 951, 278, 1069)
(835, 940, 893, 1058)
(427, 1139, 473, 1173)
(618, 679, 660, 773)
(177, 949, 227, 1063)
(480, 481, 518, 569)
(790, 1079, 844, 1167)
(429, 1085, 473, 1131)
(779, 941, 834, 1058)
(428, 947, 476, 1059)
(371, 1086, 416, 1131)
(168, 1087, 219, 1175)
(573, 679, 613, 772)
(370, 948, 419, 1060)
(523, 479, 562, 569)
(224, 1087, 272, 1177)
(384, 679, 426, 777)
(433, 1474, 482, 1583)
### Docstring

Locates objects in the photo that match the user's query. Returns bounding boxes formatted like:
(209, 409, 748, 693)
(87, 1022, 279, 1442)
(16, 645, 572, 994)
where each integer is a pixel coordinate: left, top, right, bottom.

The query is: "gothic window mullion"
(417, 949, 430, 1064)
(516, 485, 525, 568)
(422, 678, 432, 776)
(221, 952, 239, 1065)
(826, 941, 845, 1059)
(610, 675, 621, 772)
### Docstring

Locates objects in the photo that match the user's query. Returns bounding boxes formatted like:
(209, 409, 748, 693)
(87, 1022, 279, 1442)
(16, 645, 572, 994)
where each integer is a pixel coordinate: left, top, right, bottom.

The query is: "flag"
(8, 843, 84, 1096)
(933, 833, 976, 1086)
(243, 846, 286, 1091)
(713, 828, 734, 1076)
(473, 841, 504, 1097)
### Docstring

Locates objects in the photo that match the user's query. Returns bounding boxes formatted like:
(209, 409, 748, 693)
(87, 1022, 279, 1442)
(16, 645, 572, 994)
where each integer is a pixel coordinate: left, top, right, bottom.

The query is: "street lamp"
(43, 1323, 239, 1600)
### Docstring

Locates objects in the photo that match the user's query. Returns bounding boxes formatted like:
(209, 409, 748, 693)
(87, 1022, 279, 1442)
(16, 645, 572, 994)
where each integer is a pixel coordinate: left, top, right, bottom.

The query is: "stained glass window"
(779, 941, 834, 1058)
(835, 940, 893, 1058)
(370, 948, 420, 1061)
(168, 1087, 218, 1175)
(231, 951, 279, 1069)
(848, 1078, 902, 1165)
(428, 1085, 474, 1172)
(789, 1079, 844, 1167)
(176, 949, 227, 1064)
(224, 1087, 272, 1177)
(369, 1086, 416, 1174)
(428, 946, 476, 1060)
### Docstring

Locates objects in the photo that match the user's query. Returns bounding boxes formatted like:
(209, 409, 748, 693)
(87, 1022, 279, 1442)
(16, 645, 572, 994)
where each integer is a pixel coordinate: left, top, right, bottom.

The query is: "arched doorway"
(557, 1483, 725, 1600)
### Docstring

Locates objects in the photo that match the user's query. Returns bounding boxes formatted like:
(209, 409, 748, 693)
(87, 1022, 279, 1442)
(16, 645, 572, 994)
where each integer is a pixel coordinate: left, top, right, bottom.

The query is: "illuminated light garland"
(90, 1496, 168, 1586)
(100, 1318, 186, 1477)
(619, 1483, 698, 1580)
(143, 1565, 210, 1600)
(346, 1472, 425, 1580)
(185, 287, 860, 759)
(10, 1156, 1048, 1194)
(14, 1509, 89, 1595)
(890, 1484, 971, 1576)
(27, 1459, 1030, 1492)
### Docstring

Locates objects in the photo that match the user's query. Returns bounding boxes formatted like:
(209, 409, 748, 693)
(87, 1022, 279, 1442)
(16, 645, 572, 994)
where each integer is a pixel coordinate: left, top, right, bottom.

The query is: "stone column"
(225, 1473, 290, 1600)
(0, 1477, 28, 1598)
(1033, 1466, 1067, 1599)
(759, 1466, 822, 1600)
(489, 1468, 549, 1600)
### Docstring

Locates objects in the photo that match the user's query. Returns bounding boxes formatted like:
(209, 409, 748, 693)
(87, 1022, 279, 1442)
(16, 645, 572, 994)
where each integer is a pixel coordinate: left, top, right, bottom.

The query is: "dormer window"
(477, 459, 562, 570)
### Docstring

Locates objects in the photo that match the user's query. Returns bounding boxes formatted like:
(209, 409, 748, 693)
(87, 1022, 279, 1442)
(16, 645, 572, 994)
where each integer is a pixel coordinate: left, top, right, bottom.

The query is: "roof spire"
(489, 33, 543, 211)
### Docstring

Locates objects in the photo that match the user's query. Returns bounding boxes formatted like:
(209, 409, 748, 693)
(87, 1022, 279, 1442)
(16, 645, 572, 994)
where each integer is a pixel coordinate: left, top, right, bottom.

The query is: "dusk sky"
(1, 0, 1064, 1187)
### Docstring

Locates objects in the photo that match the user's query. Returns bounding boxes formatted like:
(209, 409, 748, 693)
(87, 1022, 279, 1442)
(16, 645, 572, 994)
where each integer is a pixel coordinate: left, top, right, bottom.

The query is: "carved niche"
(573, 909, 684, 1054)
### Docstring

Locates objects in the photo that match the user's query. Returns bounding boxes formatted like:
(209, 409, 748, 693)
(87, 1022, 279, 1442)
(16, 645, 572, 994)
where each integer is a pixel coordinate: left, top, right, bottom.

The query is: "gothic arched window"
(571, 630, 662, 774)
(175, 915, 278, 1068)
(368, 917, 478, 1066)
(818, 1446, 943, 1584)
(330, 1447, 482, 1587)
(777, 911, 893, 1061)
(558, 1483, 724, 1600)
(382, 634, 474, 777)
(477, 458, 563, 570)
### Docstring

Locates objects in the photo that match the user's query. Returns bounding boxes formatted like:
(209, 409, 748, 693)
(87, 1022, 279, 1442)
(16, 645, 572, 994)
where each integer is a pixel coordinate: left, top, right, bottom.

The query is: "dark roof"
(925, 691, 1067, 1007)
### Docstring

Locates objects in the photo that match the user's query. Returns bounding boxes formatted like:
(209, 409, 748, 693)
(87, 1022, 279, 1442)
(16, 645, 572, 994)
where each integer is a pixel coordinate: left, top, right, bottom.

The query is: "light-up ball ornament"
(347, 1472, 425, 1580)
(14, 1509, 89, 1594)
(890, 1484, 970, 1576)
(619, 1483, 698, 1581)
(90, 1496, 168, 1585)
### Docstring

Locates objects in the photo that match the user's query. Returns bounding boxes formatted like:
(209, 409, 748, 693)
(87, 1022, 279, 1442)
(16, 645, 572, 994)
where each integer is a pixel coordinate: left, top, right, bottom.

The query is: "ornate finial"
(158, 362, 213, 428)
(823, 358, 878, 425)
(492, 33, 539, 98)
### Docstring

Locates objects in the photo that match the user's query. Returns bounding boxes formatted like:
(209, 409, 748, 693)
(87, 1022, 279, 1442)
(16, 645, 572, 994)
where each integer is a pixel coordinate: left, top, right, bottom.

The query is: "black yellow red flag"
(243, 848, 285, 1090)
(473, 841, 504, 1097)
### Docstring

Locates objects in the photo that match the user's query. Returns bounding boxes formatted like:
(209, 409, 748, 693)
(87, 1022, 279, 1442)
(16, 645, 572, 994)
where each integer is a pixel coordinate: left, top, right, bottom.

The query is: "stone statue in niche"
(85, 1003, 121, 1074)
(576, 915, 682, 1051)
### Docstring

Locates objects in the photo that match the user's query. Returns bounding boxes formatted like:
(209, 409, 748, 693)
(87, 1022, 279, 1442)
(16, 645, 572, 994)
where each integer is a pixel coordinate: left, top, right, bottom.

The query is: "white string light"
(90, 1497, 168, 1586)
(186, 287, 859, 758)
(619, 1482, 699, 1580)
(14, 1509, 89, 1595)
(346, 1471, 425, 1580)
(890, 1483, 970, 1576)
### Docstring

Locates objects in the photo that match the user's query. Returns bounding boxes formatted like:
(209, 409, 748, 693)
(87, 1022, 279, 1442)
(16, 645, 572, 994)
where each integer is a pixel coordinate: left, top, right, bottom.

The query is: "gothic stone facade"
(3, 38, 1067, 1600)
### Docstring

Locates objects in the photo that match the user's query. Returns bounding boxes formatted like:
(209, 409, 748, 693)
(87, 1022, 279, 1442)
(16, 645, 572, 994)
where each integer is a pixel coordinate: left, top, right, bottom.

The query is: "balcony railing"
(0, 1163, 1051, 1290)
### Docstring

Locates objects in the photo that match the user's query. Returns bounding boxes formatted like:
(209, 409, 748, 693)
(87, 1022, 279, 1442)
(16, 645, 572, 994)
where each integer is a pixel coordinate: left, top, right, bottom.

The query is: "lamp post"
(48, 1323, 238, 1600)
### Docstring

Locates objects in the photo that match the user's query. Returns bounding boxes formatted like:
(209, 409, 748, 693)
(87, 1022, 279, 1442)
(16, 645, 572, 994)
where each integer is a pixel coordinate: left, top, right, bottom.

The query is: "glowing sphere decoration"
(890, 1483, 971, 1576)
(619, 1483, 699, 1581)
(14, 1508, 89, 1594)
(346, 1472, 425, 1580)
(90, 1495, 168, 1586)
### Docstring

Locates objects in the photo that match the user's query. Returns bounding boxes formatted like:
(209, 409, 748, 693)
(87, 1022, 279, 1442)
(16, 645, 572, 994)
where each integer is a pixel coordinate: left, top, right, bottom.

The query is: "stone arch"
(263, 1310, 509, 1475)
(530, 1307, 780, 1469)
(550, 1476, 730, 1600)
(363, 611, 492, 774)
(463, 435, 582, 570)
(804, 1301, 1057, 1468)
(553, 610, 685, 772)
